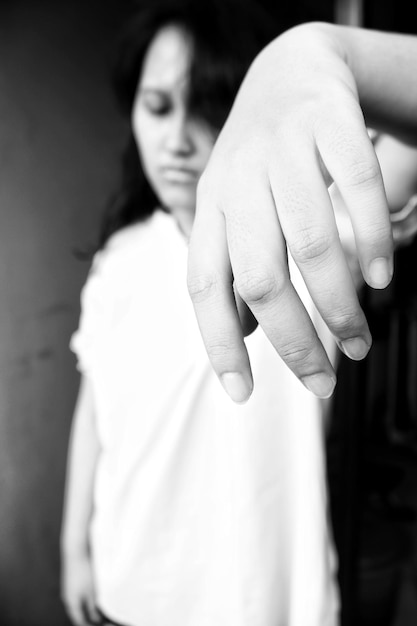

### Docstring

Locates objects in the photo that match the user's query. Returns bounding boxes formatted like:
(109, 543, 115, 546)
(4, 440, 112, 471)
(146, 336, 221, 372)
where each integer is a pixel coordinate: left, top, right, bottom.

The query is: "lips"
(161, 166, 199, 183)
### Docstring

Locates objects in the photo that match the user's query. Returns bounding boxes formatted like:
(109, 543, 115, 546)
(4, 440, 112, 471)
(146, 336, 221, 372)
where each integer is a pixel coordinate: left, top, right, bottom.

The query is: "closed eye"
(139, 88, 172, 116)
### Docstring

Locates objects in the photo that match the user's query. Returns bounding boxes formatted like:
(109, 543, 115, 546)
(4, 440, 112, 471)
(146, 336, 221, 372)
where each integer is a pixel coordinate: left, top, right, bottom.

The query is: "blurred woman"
(60, 2, 340, 625)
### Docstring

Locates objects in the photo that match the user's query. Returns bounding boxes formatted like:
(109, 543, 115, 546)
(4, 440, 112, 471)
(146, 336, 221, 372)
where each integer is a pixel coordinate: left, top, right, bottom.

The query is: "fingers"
(189, 169, 337, 401)
(61, 578, 100, 626)
(226, 169, 337, 397)
(188, 194, 253, 403)
(189, 91, 394, 403)
(270, 136, 372, 362)
(65, 600, 88, 626)
(316, 106, 394, 288)
(65, 598, 100, 626)
(84, 597, 101, 625)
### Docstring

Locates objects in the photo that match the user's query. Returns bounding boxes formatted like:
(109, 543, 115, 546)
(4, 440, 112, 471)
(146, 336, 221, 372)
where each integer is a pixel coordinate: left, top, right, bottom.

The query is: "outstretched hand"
(188, 22, 394, 403)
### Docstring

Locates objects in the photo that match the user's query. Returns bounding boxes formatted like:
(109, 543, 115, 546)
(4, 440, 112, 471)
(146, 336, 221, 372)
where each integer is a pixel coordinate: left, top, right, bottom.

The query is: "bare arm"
(60, 375, 101, 626)
(340, 26, 417, 143)
(188, 22, 417, 402)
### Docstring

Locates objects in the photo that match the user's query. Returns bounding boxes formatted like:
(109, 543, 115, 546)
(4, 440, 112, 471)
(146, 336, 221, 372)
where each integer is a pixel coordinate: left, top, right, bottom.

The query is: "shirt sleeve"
(70, 250, 109, 375)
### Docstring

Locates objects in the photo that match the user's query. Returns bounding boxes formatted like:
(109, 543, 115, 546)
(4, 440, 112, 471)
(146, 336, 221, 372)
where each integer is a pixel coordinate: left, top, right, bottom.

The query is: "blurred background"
(0, 2, 127, 624)
(0, 1, 416, 625)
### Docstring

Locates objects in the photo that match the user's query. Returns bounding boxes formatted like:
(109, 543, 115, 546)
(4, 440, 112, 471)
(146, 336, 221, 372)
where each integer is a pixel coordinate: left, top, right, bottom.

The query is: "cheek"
(132, 113, 159, 176)
(136, 135, 154, 178)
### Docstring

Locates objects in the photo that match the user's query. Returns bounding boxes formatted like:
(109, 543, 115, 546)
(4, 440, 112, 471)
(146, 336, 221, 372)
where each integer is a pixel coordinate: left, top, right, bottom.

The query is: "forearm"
(61, 376, 100, 558)
(313, 23, 417, 143)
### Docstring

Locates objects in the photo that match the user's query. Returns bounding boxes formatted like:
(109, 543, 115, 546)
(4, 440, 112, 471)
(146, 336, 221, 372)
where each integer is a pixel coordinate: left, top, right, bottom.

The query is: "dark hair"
(98, 0, 278, 249)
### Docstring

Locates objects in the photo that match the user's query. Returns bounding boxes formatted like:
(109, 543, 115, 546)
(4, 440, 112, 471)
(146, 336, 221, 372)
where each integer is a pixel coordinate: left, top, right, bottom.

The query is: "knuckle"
(206, 339, 232, 361)
(289, 227, 332, 264)
(358, 221, 392, 248)
(279, 341, 314, 368)
(187, 272, 218, 304)
(234, 266, 282, 305)
(345, 159, 381, 189)
(326, 307, 362, 335)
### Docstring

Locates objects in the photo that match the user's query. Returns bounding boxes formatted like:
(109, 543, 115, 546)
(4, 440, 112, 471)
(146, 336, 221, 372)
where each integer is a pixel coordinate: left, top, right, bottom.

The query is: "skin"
(61, 25, 216, 626)
(61, 20, 417, 623)
(132, 24, 216, 238)
(60, 377, 101, 626)
(188, 22, 417, 403)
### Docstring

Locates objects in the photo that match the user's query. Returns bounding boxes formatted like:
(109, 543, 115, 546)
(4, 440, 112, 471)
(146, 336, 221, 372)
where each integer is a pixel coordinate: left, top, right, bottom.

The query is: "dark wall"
(0, 2, 126, 624)
(363, 0, 417, 32)
(2, 2, 415, 626)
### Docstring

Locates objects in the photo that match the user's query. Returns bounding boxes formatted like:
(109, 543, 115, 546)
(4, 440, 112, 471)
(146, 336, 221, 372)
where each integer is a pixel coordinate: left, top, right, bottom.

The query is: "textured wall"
(0, 2, 126, 624)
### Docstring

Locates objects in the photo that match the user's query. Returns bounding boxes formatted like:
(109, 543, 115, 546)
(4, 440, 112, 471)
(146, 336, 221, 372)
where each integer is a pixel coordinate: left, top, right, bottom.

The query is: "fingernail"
(368, 257, 393, 289)
(221, 372, 251, 403)
(340, 336, 371, 360)
(301, 373, 336, 398)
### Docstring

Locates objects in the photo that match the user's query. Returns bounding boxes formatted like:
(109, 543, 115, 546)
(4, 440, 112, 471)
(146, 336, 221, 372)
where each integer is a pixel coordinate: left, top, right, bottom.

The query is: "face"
(132, 25, 215, 225)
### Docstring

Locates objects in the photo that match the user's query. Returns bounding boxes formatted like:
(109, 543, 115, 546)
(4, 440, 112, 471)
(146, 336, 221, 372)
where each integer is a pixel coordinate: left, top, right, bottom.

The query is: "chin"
(161, 190, 196, 215)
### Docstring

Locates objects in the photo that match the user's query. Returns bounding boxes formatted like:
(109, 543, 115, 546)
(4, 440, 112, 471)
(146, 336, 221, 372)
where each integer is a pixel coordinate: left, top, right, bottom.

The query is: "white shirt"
(71, 209, 340, 626)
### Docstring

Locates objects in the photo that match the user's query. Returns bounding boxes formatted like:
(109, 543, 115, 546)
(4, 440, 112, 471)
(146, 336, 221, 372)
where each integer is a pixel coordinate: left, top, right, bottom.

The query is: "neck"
(169, 205, 195, 240)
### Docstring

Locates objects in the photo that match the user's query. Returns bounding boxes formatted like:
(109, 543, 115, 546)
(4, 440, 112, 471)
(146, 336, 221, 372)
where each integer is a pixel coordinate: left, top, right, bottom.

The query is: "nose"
(165, 111, 194, 156)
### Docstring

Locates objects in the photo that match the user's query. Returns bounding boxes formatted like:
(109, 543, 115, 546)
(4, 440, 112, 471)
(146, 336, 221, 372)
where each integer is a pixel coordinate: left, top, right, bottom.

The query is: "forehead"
(139, 24, 192, 90)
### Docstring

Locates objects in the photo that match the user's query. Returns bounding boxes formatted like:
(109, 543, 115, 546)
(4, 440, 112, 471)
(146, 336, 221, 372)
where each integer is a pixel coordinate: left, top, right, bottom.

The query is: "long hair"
(97, 0, 279, 249)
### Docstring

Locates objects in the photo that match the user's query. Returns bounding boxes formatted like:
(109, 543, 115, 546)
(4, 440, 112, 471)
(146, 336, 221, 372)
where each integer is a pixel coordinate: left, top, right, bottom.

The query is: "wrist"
(256, 21, 348, 84)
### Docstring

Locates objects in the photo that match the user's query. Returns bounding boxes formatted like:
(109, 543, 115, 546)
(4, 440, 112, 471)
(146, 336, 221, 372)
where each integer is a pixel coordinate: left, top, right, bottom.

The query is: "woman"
(60, 2, 340, 625)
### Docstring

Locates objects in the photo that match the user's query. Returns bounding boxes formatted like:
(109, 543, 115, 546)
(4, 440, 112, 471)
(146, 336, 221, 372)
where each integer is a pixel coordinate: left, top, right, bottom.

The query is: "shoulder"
(93, 210, 166, 269)
(105, 209, 175, 254)
(85, 209, 179, 289)
(106, 213, 158, 252)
